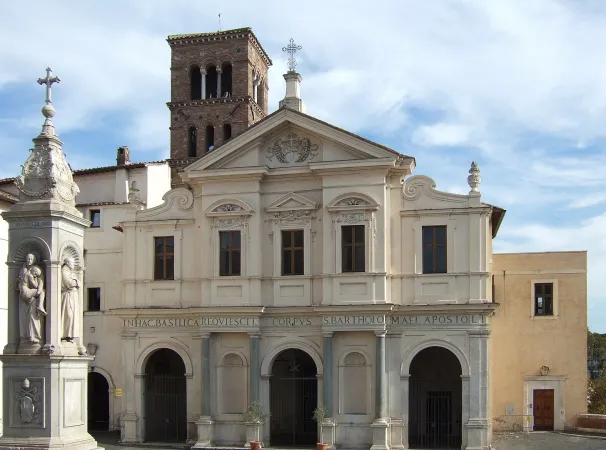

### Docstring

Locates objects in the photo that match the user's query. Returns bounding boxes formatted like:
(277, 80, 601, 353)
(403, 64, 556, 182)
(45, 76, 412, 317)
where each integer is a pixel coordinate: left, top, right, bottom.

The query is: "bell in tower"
(166, 27, 272, 186)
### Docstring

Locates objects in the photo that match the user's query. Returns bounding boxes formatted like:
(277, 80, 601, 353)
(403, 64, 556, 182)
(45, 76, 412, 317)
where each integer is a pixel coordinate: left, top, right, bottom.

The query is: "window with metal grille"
(154, 236, 174, 280)
(342, 225, 365, 273)
(534, 283, 553, 316)
(87, 287, 101, 311)
(282, 230, 304, 275)
(422, 226, 447, 274)
(219, 231, 241, 276)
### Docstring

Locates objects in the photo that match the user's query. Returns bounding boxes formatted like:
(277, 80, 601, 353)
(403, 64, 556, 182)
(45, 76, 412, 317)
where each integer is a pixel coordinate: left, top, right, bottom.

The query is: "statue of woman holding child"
(17, 253, 46, 345)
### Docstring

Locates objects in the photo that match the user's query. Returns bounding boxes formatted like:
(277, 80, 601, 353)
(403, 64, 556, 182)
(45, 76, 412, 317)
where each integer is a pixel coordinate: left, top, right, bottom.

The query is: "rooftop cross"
(282, 38, 302, 72)
(37, 67, 61, 105)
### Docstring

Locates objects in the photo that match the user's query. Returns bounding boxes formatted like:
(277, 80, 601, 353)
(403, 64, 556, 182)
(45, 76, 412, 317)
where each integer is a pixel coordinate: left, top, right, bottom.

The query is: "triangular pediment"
(181, 108, 413, 178)
(266, 192, 318, 212)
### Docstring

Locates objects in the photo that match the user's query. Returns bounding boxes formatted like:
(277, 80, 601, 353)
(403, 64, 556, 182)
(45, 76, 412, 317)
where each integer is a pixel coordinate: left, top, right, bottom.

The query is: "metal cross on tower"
(282, 38, 302, 72)
(37, 67, 61, 105)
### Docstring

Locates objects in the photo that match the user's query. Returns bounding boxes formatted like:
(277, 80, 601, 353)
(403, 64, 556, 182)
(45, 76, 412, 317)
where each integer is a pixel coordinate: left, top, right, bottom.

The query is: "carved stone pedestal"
(192, 416, 214, 449)
(370, 419, 391, 450)
(0, 354, 102, 450)
(321, 419, 337, 450)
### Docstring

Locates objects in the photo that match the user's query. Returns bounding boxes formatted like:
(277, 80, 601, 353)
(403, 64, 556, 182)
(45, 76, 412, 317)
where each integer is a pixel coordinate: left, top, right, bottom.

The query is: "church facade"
(0, 28, 587, 450)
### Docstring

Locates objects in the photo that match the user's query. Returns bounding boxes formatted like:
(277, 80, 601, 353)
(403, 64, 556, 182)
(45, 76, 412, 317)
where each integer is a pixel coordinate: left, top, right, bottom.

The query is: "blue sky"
(1, 1, 605, 331)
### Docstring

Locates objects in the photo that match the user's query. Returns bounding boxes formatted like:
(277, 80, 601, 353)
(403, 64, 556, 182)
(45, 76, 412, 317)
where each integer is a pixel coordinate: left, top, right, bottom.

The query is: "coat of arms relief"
(266, 132, 319, 164)
(13, 377, 44, 427)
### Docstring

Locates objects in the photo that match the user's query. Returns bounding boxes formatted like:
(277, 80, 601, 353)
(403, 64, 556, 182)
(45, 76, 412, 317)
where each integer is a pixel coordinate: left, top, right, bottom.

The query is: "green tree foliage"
(589, 375, 606, 414)
(588, 329, 606, 413)
(588, 329, 606, 362)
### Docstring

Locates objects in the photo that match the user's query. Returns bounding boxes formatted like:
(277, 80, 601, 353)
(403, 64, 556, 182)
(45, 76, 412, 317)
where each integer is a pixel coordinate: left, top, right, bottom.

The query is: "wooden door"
(533, 389, 554, 431)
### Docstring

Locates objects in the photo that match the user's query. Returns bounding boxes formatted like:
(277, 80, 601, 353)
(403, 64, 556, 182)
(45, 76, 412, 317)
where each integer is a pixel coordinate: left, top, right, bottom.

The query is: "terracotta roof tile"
(0, 190, 18, 204)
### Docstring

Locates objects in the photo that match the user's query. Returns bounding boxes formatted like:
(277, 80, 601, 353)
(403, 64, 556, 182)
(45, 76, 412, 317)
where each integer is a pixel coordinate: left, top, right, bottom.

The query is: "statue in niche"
(16, 253, 46, 344)
(60, 257, 80, 342)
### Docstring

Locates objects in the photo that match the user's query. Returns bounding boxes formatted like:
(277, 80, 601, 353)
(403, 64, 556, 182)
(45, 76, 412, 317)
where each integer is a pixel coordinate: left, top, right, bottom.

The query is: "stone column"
(200, 68, 206, 99)
(375, 331, 387, 419)
(466, 330, 490, 450)
(193, 333, 213, 448)
(323, 333, 333, 415)
(216, 69, 222, 98)
(371, 331, 389, 450)
(250, 333, 260, 403)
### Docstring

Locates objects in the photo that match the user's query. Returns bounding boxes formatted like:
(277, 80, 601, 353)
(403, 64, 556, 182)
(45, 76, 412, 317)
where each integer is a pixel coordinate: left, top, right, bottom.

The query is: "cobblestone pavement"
(493, 432, 606, 450)
(93, 431, 606, 450)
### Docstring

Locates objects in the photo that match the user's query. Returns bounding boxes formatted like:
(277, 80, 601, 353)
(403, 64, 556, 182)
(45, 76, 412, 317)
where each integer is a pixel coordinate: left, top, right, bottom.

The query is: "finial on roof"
(467, 161, 481, 193)
(282, 38, 302, 72)
(36, 67, 61, 137)
(14, 67, 80, 205)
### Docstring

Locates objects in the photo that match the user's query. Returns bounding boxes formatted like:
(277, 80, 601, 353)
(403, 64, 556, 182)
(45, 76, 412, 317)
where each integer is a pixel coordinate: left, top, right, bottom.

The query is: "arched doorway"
(144, 348, 187, 442)
(88, 372, 109, 431)
(409, 347, 462, 449)
(270, 348, 318, 446)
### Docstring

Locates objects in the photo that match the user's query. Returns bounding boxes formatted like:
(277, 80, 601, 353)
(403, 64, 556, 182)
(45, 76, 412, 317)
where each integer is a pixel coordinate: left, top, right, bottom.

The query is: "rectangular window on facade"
(422, 225, 447, 274)
(90, 209, 101, 228)
(154, 236, 174, 280)
(342, 225, 365, 273)
(87, 287, 101, 311)
(219, 231, 241, 276)
(534, 283, 554, 316)
(282, 230, 304, 275)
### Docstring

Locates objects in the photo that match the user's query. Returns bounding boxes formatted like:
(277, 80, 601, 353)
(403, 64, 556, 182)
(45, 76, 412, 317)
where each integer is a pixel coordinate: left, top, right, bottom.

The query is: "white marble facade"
(88, 107, 499, 450)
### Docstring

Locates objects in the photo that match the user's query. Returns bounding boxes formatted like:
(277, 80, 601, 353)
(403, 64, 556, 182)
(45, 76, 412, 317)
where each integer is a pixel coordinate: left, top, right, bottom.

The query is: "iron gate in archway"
(409, 347, 462, 449)
(270, 349, 318, 446)
(144, 348, 187, 442)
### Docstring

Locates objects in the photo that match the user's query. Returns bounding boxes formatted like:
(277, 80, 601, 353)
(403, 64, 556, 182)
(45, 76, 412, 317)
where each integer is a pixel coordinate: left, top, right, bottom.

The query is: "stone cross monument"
(0, 68, 102, 450)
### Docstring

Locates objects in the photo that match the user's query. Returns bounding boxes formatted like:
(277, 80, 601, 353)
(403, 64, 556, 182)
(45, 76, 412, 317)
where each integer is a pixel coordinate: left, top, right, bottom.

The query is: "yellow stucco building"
(491, 251, 587, 432)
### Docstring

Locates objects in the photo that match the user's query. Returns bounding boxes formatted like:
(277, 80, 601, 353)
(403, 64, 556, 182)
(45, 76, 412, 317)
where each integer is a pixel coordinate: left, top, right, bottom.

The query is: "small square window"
(88, 287, 101, 311)
(90, 209, 101, 228)
(534, 283, 553, 316)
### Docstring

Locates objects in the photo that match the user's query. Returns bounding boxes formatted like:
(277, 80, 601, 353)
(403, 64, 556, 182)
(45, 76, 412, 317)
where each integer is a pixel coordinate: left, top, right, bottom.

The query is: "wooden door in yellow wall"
(533, 389, 554, 431)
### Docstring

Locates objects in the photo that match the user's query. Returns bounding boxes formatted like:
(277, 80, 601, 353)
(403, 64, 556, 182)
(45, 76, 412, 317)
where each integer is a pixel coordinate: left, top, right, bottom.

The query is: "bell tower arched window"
(257, 81, 265, 110)
(205, 65, 218, 99)
(221, 63, 232, 97)
(190, 65, 201, 100)
(206, 125, 215, 152)
(223, 123, 232, 141)
(188, 126, 197, 157)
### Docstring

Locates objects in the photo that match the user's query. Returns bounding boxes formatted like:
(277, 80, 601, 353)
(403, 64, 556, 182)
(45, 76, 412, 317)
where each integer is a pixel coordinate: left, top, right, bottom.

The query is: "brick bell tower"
(167, 27, 272, 185)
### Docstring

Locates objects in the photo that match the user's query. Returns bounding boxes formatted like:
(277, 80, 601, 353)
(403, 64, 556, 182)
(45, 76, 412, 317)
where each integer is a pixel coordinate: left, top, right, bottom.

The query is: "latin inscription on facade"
(122, 314, 486, 328)
(123, 317, 259, 328)
(323, 315, 385, 325)
(391, 315, 486, 326)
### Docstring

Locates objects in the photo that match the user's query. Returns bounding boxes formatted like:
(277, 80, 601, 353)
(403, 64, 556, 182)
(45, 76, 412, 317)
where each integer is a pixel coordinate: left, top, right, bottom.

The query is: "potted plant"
(313, 405, 332, 450)
(243, 401, 270, 450)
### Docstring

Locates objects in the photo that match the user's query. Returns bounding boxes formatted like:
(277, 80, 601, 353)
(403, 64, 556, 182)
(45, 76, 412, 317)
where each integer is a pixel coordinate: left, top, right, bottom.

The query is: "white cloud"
(412, 123, 472, 147)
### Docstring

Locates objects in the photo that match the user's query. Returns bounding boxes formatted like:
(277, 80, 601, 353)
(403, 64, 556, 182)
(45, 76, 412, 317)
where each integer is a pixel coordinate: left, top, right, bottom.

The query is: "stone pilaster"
(371, 331, 390, 450)
(193, 333, 213, 448)
(465, 330, 490, 450)
(120, 332, 138, 443)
